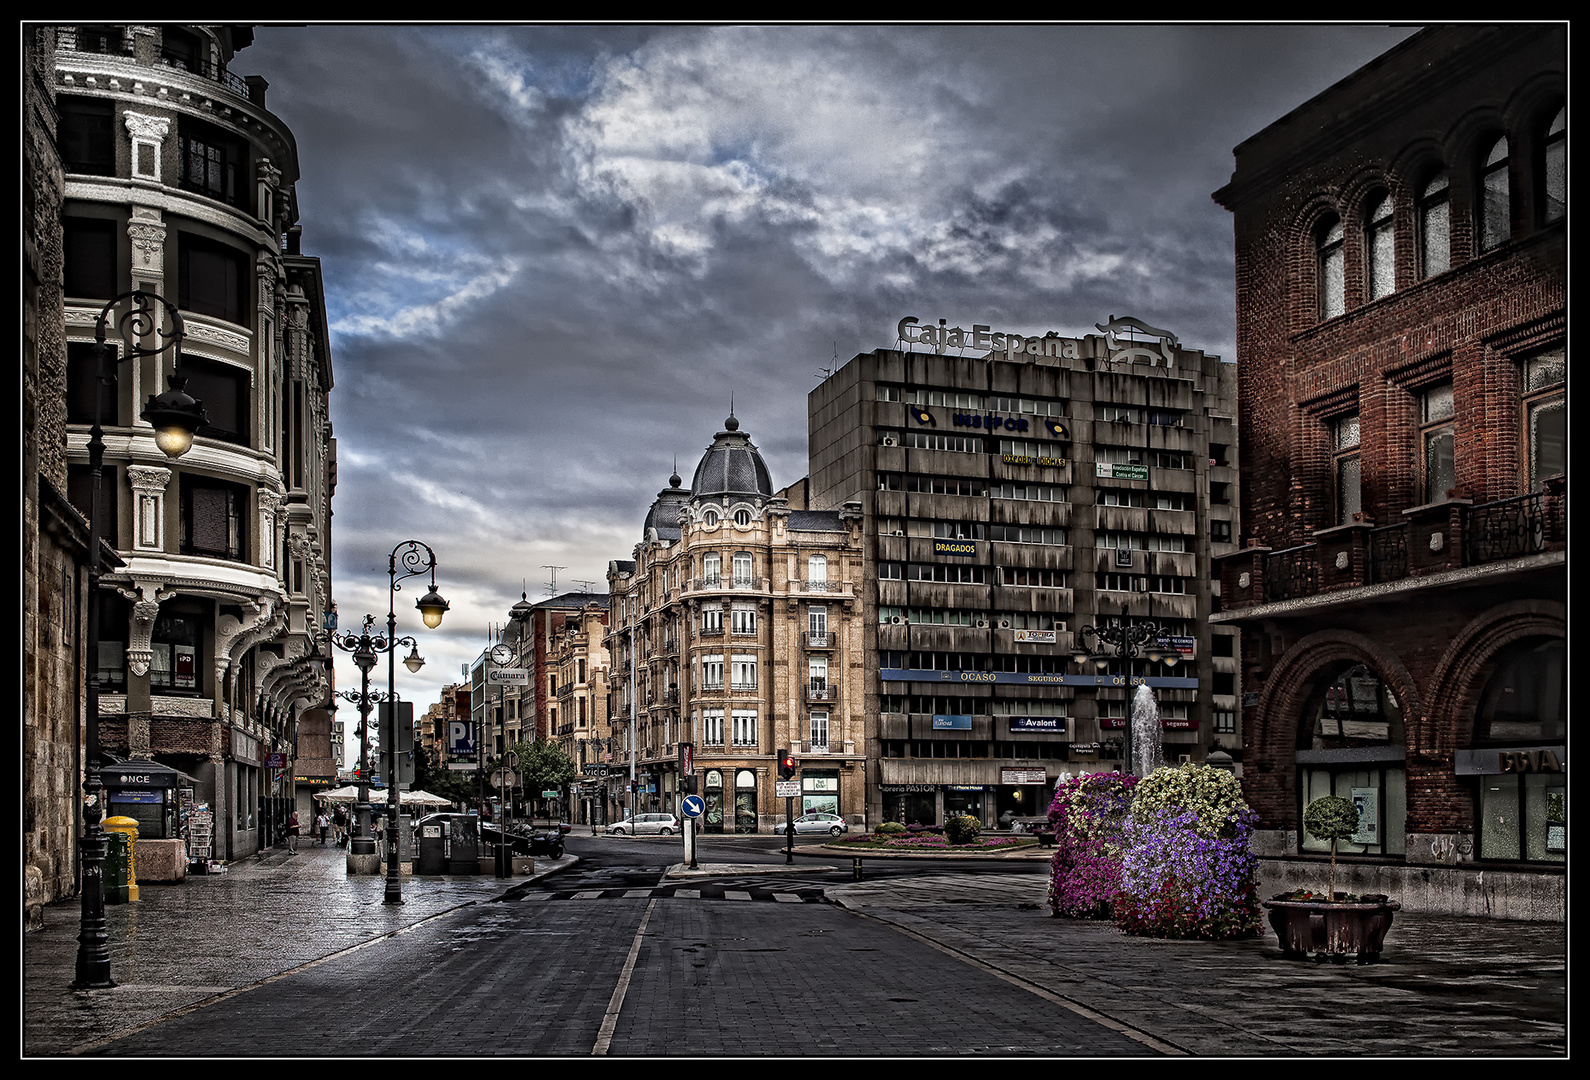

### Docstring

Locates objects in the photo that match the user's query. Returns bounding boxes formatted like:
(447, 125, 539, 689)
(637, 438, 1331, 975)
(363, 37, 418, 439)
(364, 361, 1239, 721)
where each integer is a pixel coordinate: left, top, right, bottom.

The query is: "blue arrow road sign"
(681, 795, 705, 819)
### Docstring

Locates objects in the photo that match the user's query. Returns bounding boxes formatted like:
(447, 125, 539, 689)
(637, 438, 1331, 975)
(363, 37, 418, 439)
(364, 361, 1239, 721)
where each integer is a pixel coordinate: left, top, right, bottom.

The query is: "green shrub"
(943, 814, 982, 845)
(875, 821, 907, 835)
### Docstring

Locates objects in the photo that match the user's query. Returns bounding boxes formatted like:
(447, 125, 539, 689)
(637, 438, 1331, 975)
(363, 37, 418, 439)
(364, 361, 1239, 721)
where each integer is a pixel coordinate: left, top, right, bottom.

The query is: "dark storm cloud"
(238, 22, 1420, 717)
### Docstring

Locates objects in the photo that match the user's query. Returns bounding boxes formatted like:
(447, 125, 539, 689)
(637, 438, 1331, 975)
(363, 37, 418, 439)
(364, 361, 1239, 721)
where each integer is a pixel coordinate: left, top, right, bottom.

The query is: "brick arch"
(1421, 599, 1565, 755)
(1287, 195, 1345, 332)
(1255, 628, 1422, 756)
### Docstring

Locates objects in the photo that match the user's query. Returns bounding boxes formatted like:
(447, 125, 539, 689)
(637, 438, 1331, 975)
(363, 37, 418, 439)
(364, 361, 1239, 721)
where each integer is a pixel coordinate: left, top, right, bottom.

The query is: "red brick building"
(1211, 25, 1564, 919)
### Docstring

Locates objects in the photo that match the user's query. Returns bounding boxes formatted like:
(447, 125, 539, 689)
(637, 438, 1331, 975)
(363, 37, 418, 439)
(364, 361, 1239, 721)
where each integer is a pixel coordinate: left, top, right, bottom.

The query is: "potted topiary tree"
(1263, 795, 1401, 963)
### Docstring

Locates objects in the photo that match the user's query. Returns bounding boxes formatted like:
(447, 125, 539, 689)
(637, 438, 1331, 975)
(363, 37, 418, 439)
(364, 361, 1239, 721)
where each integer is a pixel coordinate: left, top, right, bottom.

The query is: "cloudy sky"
(236, 23, 1419, 739)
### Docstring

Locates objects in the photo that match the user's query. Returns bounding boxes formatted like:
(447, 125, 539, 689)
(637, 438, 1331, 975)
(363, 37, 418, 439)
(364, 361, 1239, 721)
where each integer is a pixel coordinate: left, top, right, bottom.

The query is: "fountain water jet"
(1130, 683, 1165, 778)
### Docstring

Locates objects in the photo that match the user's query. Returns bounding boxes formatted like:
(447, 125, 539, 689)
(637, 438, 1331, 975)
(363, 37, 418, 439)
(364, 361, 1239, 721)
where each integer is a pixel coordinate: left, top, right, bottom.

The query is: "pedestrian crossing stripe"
(518, 886, 827, 903)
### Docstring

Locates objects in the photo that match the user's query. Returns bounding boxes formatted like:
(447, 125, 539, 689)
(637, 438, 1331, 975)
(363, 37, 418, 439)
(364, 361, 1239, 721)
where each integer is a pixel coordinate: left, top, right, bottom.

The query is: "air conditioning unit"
(892, 530, 905, 536)
(975, 618, 990, 628)
(881, 436, 898, 446)
(997, 619, 1012, 629)
(1177, 754, 1191, 765)
(889, 616, 905, 625)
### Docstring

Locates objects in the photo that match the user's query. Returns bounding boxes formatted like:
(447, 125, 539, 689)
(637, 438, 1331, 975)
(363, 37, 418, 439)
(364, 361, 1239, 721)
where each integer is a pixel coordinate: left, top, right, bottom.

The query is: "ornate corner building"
(1210, 26, 1565, 919)
(50, 25, 336, 862)
(607, 417, 868, 832)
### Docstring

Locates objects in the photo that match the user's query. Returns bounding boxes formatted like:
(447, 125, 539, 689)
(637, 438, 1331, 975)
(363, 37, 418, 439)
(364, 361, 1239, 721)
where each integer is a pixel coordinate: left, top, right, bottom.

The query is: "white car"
(780, 812, 849, 836)
(606, 813, 679, 836)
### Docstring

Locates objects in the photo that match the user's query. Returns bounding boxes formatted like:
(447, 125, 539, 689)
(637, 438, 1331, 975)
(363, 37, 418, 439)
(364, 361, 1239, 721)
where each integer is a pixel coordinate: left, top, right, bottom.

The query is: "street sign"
(487, 667, 529, 685)
(775, 779, 799, 799)
(681, 794, 705, 819)
(490, 767, 518, 791)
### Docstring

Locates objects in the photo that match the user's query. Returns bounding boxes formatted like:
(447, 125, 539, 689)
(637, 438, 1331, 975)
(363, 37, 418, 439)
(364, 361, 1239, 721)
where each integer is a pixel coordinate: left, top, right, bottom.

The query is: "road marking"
(574, 890, 605, 900)
(622, 889, 653, 898)
(675, 889, 700, 899)
(593, 897, 656, 1056)
(725, 890, 752, 901)
(772, 893, 802, 903)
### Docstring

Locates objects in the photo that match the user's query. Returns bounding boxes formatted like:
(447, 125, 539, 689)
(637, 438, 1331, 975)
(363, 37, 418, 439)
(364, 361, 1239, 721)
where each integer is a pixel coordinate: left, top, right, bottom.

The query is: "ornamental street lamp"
(1070, 610, 1181, 773)
(327, 616, 393, 856)
(381, 540, 447, 903)
(75, 291, 207, 990)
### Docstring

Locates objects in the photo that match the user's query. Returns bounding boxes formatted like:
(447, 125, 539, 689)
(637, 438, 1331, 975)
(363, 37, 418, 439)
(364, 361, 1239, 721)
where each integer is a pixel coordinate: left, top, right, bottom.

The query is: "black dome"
(690, 416, 773, 503)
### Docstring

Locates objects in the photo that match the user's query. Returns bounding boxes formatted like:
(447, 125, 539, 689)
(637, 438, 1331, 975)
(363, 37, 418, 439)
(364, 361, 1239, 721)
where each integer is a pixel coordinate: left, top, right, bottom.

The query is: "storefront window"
(1475, 638, 1565, 863)
(802, 770, 840, 816)
(883, 787, 937, 826)
(1297, 662, 1406, 856)
(944, 785, 986, 821)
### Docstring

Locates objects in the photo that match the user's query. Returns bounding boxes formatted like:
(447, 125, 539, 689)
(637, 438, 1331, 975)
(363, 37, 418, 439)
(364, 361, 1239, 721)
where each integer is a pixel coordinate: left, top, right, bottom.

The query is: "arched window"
(1473, 638, 1564, 863)
(1541, 107, 1565, 225)
(1296, 662, 1406, 857)
(1479, 136, 1510, 251)
(1417, 172, 1450, 278)
(1316, 215, 1345, 319)
(1364, 192, 1396, 301)
(734, 508, 751, 527)
(702, 552, 721, 587)
(702, 508, 719, 528)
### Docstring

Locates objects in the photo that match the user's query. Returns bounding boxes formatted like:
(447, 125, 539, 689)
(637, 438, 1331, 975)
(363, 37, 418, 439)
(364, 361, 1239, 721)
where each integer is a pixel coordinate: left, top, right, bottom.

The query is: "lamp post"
(326, 616, 390, 855)
(382, 541, 448, 903)
(1071, 611, 1181, 773)
(74, 291, 207, 990)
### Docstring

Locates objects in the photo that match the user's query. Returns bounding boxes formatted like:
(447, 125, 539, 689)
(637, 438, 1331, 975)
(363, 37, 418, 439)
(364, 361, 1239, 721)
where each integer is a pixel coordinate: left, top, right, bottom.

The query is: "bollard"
(103, 816, 140, 902)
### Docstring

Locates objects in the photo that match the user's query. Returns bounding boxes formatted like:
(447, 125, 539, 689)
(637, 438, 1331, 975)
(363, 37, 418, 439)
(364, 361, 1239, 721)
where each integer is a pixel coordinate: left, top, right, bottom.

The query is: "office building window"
(1332, 413, 1361, 525)
(1418, 172, 1451, 278)
(1523, 349, 1565, 490)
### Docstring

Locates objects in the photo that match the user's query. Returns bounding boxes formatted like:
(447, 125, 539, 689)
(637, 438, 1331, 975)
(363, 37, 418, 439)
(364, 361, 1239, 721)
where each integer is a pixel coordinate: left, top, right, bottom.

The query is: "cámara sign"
(898, 317, 1082, 361)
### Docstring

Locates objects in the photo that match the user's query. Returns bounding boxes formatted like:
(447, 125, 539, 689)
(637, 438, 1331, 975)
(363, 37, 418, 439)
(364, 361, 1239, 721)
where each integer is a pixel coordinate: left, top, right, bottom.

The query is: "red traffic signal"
(777, 749, 797, 780)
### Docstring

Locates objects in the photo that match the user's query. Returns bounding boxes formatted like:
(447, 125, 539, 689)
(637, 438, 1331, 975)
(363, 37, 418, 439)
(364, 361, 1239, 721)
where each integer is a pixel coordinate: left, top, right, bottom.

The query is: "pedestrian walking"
(316, 810, 330, 846)
(333, 805, 347, 847)
(286, 811, 300, 853)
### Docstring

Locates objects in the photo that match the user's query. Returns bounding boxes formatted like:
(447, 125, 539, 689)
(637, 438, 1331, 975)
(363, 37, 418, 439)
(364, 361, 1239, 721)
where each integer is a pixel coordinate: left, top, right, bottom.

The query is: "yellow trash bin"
(103, 816, 140, 902)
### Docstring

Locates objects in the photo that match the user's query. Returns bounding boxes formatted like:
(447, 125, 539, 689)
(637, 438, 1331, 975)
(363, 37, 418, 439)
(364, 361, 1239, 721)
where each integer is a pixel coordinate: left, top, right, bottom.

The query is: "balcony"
(806, 682, 836, 703)
(1217, 477, 1566, 610)
(804, 631, 833, 650)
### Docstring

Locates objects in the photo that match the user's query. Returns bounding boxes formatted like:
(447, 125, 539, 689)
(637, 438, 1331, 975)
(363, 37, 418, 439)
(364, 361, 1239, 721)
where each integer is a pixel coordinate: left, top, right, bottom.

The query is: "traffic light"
(777, 748, 797, 780)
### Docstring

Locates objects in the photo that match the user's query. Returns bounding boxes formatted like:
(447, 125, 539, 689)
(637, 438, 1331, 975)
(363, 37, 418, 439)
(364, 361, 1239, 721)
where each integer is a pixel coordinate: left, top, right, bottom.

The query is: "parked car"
(605, 813, 679, 836)
(779, 812, 849, 836)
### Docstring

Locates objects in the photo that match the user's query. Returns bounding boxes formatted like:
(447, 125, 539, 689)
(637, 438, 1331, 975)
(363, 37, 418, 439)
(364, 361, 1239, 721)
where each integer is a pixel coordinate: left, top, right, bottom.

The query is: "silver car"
(781, 812, 849, 836)
(605, 813, 679, 836)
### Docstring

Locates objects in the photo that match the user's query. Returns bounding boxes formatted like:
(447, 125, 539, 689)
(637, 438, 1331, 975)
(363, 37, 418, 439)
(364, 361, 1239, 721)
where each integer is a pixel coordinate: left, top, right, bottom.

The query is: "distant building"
(607, 417, 867, 831)
(51, 24, 336, 860)
(546, 601, 614, 824)
(1211, 25, 1565, 919)
(808, 319, 1239, 828)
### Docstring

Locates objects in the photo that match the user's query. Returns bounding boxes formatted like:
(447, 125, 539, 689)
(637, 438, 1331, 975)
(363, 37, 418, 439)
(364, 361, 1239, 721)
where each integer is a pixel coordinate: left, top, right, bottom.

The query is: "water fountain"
(1130, 683, 1165, 778)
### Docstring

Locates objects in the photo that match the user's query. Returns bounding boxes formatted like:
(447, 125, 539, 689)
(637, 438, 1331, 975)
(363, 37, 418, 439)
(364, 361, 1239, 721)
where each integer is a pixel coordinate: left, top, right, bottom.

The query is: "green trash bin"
(102, 830, 131, 904)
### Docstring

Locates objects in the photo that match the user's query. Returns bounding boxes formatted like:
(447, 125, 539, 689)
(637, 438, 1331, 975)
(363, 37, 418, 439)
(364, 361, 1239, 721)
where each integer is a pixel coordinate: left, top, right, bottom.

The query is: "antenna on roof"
(542, 565, 565, 599)
(575, 579, 596, 594)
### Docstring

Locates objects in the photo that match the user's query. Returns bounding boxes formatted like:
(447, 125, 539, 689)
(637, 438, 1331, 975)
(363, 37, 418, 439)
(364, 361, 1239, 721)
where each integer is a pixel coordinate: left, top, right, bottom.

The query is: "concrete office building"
(809, 317, 1239, 828)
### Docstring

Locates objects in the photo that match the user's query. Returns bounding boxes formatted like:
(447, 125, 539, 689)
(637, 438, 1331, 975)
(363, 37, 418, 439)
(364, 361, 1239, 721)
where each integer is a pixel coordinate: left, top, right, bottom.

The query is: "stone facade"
(1211, 25, 1565, 918)
(607, 419, 868, 832)
(51, 25, 335, 864)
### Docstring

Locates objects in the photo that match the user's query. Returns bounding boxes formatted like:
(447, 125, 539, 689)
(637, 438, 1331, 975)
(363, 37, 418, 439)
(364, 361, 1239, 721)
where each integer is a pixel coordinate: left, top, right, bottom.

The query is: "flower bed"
(1046, 771, 1138, 918)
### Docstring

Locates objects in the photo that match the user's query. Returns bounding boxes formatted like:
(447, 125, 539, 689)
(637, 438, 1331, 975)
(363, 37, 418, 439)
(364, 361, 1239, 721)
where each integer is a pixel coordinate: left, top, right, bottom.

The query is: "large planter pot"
(1263, 896, 1402, 963)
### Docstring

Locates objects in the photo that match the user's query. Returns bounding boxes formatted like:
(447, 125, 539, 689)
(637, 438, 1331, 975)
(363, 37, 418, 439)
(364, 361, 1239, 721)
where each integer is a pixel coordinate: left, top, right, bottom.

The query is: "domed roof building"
(607, 415, 865, 833)
(688, 414, 774, 508)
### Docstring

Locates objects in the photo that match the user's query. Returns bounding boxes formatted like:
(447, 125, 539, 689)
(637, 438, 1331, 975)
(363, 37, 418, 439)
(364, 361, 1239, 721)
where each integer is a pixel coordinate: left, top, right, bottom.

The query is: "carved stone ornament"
(127, 208, 167, 270)
(1238, 572, 1251, 589)
(1335, 550, 1350, 570)
(1429, 531, 1444, 552)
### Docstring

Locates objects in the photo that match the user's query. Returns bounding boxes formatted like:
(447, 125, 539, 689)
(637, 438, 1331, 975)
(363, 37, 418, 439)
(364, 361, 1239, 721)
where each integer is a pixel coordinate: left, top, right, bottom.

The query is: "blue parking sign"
(448, 720, 474, 758)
